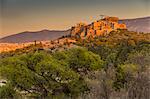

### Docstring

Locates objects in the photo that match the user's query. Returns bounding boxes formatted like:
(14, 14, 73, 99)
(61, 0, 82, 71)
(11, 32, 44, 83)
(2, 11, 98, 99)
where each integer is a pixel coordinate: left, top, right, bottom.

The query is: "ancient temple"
(70, 16, 126, 39)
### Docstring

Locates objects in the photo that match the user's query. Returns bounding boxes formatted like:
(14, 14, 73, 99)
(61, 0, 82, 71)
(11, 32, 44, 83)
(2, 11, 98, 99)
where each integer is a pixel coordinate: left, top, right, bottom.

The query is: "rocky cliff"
(70, 16, 126, 39)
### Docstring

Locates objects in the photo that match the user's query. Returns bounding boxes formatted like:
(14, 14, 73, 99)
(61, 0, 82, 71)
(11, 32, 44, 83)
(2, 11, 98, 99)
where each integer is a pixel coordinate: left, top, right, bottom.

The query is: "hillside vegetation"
(0, 30, 150, 99)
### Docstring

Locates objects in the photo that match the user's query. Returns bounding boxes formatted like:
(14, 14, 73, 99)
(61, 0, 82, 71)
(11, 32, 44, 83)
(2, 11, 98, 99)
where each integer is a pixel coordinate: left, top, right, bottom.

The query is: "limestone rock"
(70, 16, 126, 39)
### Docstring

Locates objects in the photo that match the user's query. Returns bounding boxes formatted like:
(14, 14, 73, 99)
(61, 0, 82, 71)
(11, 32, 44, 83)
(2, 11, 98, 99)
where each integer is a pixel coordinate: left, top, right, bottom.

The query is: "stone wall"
(71, 16, 127, 39)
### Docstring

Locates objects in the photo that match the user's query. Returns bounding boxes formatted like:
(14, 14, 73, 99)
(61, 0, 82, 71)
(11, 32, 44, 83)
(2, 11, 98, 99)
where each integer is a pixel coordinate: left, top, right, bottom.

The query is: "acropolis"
(0, 16, 127, 53)
(70, 16, 126, 39)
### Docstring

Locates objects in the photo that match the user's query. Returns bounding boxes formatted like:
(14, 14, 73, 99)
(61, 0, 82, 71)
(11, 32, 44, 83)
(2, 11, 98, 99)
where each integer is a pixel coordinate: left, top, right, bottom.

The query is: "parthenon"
(70, 16, 126, 39)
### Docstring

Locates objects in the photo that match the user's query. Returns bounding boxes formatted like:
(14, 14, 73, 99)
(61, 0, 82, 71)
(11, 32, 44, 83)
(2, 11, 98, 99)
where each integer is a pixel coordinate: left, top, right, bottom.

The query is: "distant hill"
(0, 30, 70, 43)
(0, 17, 149, 43)
(119, 17, 150, 33)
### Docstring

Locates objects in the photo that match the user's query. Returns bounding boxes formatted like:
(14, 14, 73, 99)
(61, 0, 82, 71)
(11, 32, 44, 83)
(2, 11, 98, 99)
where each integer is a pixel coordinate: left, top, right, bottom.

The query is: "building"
(70, 16, 126, 39)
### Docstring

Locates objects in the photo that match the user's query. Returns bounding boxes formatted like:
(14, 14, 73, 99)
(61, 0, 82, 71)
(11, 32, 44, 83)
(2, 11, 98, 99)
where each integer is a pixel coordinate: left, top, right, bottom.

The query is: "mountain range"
(0, 30, 70, 43)
(0, 17, 149, 43)
(119, 16, 150, 33)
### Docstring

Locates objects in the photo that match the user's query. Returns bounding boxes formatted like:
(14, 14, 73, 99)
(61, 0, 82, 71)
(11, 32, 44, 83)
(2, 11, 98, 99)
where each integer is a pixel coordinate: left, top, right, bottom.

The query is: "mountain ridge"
(0, 29, 70, 43)
(120, 16, 150, 33)
(0, 16, 149, 43)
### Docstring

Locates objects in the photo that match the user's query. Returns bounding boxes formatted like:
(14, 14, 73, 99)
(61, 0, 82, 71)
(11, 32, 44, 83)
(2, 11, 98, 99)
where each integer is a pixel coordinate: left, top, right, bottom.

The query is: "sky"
(0, 0, 150, 38)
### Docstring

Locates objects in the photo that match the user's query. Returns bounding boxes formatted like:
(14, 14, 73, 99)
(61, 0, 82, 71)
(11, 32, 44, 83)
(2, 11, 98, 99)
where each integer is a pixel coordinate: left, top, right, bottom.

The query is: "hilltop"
(0, 16, 149, 44)
(0, 16, 150, 53)
(70, 16, 126, 39)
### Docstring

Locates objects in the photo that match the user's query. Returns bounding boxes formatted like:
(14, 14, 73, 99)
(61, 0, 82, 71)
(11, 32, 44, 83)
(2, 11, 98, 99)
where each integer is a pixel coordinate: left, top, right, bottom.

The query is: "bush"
(53, 48, 104, 72)
(0, 85, 18, 99)
(1, 49, 100, 98)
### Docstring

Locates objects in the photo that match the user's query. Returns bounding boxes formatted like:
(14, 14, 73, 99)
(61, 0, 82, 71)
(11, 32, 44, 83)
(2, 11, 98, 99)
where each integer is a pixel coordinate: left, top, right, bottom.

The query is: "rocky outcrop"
(70, 16, 126, 39)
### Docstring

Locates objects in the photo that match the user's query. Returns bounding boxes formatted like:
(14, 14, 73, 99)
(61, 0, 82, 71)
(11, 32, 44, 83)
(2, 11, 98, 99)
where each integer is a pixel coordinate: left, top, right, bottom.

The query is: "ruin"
(70, 16, 126, 39)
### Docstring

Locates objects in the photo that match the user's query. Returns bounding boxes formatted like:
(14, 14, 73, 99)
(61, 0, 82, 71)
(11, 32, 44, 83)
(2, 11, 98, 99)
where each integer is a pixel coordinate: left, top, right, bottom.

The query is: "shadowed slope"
(0, 30, 70, 43)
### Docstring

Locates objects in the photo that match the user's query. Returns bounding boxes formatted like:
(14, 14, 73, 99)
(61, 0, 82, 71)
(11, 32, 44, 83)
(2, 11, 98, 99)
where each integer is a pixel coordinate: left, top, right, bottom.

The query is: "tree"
(0, 51, 88, 98)
(125, 50, 150, 99)
(53, 48, 104, 73)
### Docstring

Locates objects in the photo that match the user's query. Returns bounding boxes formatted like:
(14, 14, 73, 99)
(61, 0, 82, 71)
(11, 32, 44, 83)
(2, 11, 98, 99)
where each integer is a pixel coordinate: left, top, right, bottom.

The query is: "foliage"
(0, 48, 104, 98)
(0, 30, 150, 99)
(0, 85, 18, 99)
(53, 48, 104, 72)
